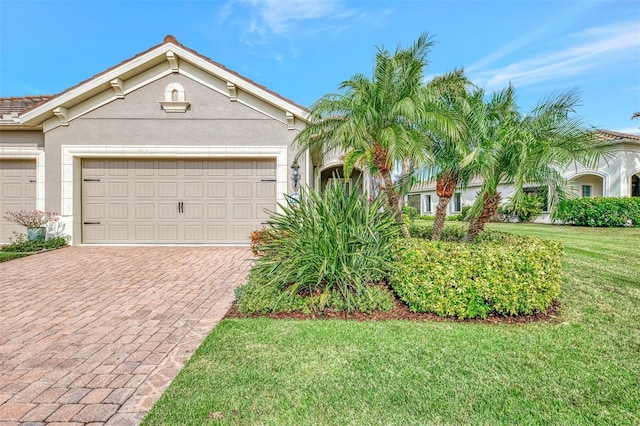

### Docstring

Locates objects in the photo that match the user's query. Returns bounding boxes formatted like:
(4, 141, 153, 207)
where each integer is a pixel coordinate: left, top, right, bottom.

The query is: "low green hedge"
(555, 197, 640, 227)
(1, 236, 69, 253)
(390, 234, 563, 319)
(409, 223, 467, 241)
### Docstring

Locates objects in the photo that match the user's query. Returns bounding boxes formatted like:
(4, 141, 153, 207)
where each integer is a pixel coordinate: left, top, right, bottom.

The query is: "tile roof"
(0, 95, 55, 116)
(596, 129, 640, 143)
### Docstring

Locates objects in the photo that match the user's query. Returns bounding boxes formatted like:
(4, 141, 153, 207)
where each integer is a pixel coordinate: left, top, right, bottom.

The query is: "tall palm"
(417, 69, 475, 240)
(465, 88, 603, 242)
(295, 33, 439, 237)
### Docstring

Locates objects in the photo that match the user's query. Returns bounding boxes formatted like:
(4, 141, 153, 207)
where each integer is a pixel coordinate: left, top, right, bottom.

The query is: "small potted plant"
(3, 210, 59, 241)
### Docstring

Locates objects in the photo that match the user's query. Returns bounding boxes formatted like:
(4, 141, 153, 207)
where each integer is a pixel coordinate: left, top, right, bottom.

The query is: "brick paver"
(0, 247, 252, 425)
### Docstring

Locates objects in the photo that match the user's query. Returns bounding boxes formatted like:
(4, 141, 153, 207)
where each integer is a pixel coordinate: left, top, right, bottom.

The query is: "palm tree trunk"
(431, 172, 457, 241)
(465, 191, 501, 243)
(381, 170, 410, 238)
(432, 195, 451, 240)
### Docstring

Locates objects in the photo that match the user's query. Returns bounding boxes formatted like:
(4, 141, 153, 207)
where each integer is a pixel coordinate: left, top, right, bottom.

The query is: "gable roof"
(17, 35, 309, 128)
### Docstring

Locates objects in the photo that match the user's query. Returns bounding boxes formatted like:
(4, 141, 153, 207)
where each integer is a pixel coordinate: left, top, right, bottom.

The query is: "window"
(581, 185, 592, 198)
(423, 195, 432, 213)
(452, 193, 461, 213)
(407, 194, 421, 211)
(632, 175, 640, 197)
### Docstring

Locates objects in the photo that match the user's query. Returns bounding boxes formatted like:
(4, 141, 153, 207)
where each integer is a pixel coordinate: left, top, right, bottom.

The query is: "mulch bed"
(224, 299, 561, 324)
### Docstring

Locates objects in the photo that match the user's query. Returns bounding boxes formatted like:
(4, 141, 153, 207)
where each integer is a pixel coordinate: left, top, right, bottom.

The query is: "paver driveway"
(0, 246, 253, 425)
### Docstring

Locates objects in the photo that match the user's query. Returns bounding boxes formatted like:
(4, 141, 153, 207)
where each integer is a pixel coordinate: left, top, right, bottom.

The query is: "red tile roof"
(596, 129, 640, 143)
(0, 95, 56, 116)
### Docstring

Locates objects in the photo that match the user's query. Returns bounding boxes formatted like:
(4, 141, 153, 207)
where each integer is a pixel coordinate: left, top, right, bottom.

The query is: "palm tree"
(416, 69, 475, 240)
(464, 88, 603, 242)
(295, 33, 440, 237)
(632, 112, 640, 120)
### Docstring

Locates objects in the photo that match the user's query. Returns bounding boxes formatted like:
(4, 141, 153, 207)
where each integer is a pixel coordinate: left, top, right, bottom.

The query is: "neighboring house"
(407, 130, 640, 221)
(0, 35, 317, 244)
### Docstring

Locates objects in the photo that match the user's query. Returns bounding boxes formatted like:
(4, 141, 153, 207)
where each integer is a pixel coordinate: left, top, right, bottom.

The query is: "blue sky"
(1, 0, 639, 133)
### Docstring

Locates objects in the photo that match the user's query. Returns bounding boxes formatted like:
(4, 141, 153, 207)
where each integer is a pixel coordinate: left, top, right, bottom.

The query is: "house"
(407, 130, 640, 220)
(0, 35, 319, 244)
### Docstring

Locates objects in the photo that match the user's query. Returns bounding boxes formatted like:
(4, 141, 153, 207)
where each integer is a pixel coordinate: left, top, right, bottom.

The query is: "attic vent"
(158, 82, 190, 113)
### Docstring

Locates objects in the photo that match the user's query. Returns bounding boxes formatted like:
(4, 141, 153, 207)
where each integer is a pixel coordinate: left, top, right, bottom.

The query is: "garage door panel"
(84, 225, 106, 242)
(158, 225, 178, 240)
(207, 161, 227, 176)
(2, 183, 23, 198)
(108, 204, 129, 219)
(1, 160, 37, 243)
(135, 204, 155, 219)
(108, 225, 129, 240)
(135, 182, 155, 197)
(84, 203, 106, 220)
(158, 182, 178, 197)
(208, 225, 227, 240)
(207, 204, 227, 219)
(158, 203, 178, 219)
(108, 182, 128, 197)
(208, 182, 227, 198)
(233, 161, 252, 176)
(233, 182, 253, 198)
(158, 161, 178, 176)
(135, 225, 155, 240)
(82, 158, 276, 244)
(256, 182, 276, 198)
(184, 182, 204, 197)
(108, 161, 129, 176)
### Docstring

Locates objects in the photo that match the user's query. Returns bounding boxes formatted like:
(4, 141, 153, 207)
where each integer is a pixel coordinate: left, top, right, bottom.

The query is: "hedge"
(390, 234, 563, 319)
(554, 197, 640, 227)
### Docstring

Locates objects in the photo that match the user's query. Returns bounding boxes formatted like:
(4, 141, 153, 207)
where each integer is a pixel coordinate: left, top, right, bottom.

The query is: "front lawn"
(142, 224, 640, 425)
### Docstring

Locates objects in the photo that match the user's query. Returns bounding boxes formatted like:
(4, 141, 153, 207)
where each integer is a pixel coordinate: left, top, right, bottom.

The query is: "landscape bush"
(390, 233, 562, 319)
(498, 193, 545, 222)
(237, 181, 400, 313)
(1, 235, 69, 253)
(554, 197, 640, 227)
(408, 223, 467, 241)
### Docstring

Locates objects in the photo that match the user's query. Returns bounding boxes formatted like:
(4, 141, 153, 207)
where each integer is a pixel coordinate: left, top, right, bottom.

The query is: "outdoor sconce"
(291, 161, 301, 197)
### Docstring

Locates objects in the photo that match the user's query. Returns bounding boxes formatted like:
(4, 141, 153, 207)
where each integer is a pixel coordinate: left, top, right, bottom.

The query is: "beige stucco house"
(408, 130, 640, 221)
(0, 36, 322, 244)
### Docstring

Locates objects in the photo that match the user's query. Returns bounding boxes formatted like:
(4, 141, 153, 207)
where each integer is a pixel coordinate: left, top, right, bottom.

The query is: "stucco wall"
(42, 73, 306, 212)
(0, 130, 44, 147)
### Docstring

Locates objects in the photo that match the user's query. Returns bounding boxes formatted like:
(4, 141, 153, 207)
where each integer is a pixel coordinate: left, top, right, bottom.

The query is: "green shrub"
(408, 223, 467, 241)
(1, 235, 69, 253)
(554, 197, 640, 227)
(418, 214, 435, 220)
(499, 193, 545, 222)
(390, 234, 562, 319)
(402, 205, 419, 223)
(238, 182, 400, 313)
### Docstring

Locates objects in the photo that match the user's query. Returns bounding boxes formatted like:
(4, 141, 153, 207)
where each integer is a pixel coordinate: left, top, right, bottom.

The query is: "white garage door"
(82, 159, 277, 244)
(0, 160, 37, 243)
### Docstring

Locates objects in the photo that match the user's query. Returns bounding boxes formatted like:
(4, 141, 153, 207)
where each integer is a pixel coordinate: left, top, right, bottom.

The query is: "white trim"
(61, 145, 289, 243)
(566, 169, 610, 197)
(0, 147, 45, 211)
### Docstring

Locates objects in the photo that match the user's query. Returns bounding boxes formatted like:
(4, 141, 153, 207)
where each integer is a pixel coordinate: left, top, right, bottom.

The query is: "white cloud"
(613, 126, 640, 135)
(471, 20, 640, 91)
(236, 0, 342, 35)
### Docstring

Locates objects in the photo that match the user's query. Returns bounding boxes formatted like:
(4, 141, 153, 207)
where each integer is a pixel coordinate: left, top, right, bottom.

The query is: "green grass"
(143, 224, 640, 425)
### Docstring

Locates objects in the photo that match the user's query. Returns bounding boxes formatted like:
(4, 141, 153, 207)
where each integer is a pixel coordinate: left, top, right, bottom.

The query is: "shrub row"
(554, 197, 640, 227)
(1, 236, 69, 253)
(390, 233, 562, 319)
